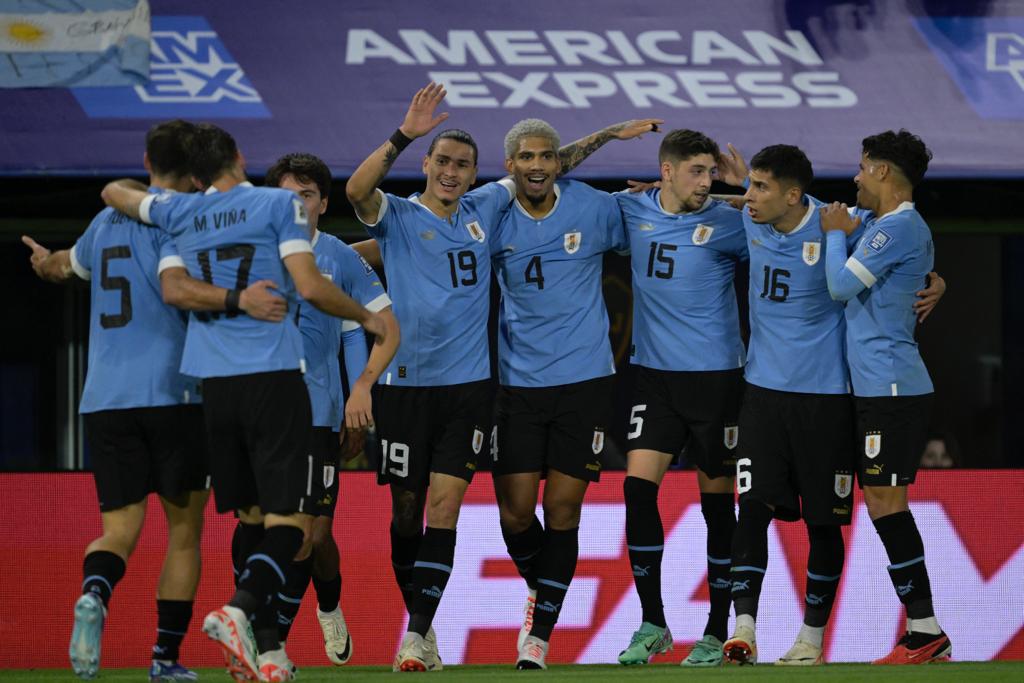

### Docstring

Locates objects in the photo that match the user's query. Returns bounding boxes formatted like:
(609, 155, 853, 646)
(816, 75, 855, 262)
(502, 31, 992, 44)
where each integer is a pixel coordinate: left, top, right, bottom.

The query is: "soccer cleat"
(149, 660, 199, 682)
(776, 639, 823, 666)
(69, 593, 105, 680)
(202, 605, 259, 681)
(617, 622, 673, 665)
(517, 588, 538, 652)
(516, 635, 549, 670)
(723, 624, 758, 665)
(422, 627, 443, 671)
(682, 634, 725, 667)
(257, 647, 297, 682)
(873, 631, 952, 665)
(394, 631, 429, 672)
(317, 606, 353, 665)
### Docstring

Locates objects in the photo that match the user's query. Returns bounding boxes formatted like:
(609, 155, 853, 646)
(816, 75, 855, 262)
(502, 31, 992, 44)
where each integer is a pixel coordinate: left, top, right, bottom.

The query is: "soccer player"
(614, 130, 746, 667)
(259, 152, 396, 678)
(22, 119, 286, 682)
(101, 123, 393, 682)
(820, 130, 951, 664)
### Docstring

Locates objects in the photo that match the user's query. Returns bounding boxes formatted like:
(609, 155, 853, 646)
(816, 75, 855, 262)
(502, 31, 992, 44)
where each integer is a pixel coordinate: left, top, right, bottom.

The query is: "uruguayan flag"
(0, 0, 149, 87)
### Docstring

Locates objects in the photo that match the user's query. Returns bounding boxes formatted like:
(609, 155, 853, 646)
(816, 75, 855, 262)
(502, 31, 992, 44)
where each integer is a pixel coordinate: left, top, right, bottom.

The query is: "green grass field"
(3, 663, 1022, 682)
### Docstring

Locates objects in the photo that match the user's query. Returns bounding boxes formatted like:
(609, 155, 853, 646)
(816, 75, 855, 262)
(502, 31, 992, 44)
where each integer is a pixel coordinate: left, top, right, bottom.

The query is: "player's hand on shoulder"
(239, 280, 287, 322)
(625, 179, 660, 193)
(819, 201, 860, 235)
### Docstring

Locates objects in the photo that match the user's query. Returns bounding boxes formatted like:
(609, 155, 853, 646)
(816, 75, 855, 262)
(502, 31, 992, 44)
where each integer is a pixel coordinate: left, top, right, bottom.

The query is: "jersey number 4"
(194, 245, 255, 322)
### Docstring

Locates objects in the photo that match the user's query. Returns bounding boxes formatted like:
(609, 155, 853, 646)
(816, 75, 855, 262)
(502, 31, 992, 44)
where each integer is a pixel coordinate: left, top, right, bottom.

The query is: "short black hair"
(862, 129, 932, 187)
(427, 129, 478, 166)
(658, 129, 719, 165)
(145, 119, 196, 178)
(265, 152, 331, 197)
(749, 144, 813, 190)
(189, 123, 239, 187)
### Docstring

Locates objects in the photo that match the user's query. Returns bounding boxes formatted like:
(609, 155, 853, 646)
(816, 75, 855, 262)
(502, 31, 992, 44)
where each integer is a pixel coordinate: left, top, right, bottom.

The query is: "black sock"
(390, 523, 423, 613)
(873, 511, 935, 621)
(624, 476, 665, 627)
(529, 527, 579, 642)
(804, 524, 844, 628)
(701, 491, 736, 641)
(408, 527, 457, 636)
(153, 599, 192, 662)
(254, 605, 281, 655)
(730, 500, 773, 619)
(276, 554, 313, 642)
(231, 525, 304, 617)
(82, 550, 126, 609)
(231, 522, 265, 587)
(501, 515, 543, 591)
(313, 572, 342, 613)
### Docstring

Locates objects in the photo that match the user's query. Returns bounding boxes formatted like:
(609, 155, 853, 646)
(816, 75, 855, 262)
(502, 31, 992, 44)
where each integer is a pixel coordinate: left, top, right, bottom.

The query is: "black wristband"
(225, 288, 241, 314)
(388, 128, 413, 153)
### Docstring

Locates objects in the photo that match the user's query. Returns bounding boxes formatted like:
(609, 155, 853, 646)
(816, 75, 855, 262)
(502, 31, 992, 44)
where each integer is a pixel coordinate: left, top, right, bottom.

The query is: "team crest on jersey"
(834, 473, 853, 498)
(323, 465, 335, 489)
(868, 229, 893, 253)
(638, 223, 655, 232)
(292, 198, 308, 226)
(724, 425, 738, 450)
(803, 241, 821, 265)
(692, 224, 714, 245)
(472, 428, 484, 455)
(592, 429, 605, 454)
(466, 220, 486, 243)
(564, 231, 582, 254)
(865, 431, 882, 458)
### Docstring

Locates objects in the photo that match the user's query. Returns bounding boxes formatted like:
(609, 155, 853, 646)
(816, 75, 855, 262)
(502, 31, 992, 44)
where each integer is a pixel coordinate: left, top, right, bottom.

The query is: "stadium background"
(1, 0, 1022, 668)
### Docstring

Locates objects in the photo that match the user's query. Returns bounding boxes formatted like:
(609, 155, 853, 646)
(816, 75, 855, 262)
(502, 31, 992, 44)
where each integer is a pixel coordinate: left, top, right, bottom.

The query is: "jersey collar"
(203, 180, 254, 196)
(311, 229, 321, 248)
(513, 182, 561, 220)
(877, 201, 916, 221)
(772, 199, 816, 236)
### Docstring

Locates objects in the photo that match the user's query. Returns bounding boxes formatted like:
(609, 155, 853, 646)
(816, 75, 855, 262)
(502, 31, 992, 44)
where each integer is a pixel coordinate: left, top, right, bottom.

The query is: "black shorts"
(492, 375, 614, 483)
(855, 394, 933, 487)
(201, 370, 314, 516)
(84, 404, 209, 512)
(310, 427, 341, 517)
(626, 366, 743, 479)
(374, 380, 492, 491)
(737, 384, 856, 526)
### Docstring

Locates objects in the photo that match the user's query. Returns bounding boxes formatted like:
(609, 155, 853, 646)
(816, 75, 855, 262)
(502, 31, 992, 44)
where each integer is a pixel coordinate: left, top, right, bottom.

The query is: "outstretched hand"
(625, 179, 661, 193)
(610, 118, 664, 141)
(399, 82, 450, 139)
(717, 143, 748, 187)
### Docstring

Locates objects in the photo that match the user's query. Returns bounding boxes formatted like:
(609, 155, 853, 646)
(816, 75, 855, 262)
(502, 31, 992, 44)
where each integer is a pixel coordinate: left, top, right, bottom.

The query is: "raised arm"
(22, 236, 73, 282)
(345, 82, 450, 223)
(557, 118, 663, 176)
(100, 180, 151, 222)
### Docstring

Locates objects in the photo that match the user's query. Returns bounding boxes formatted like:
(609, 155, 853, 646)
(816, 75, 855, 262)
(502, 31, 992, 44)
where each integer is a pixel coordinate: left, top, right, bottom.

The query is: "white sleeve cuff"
(365, 292, 392, 312)
(157, 255, 186, 274)
(357, 189, 388, 227)
(340, 320, 362, 332)
(497, 177, 516, 200)
(138, 193, 156, 225)
(69, 244, 91, 280)
(845, 256, 877, 288)
(279, 238, 313, 259)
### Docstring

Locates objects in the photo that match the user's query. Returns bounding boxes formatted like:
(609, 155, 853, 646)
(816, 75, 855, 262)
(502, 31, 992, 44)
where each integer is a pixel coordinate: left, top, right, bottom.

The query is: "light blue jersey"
(300, 231, 390, 429)
(618, 189, 747, 372)
(491, 180, 627, 387)
(139, 182, 311, 379)
(361, 181, 513, 387)
(744, 196, 850, 394)
(70, 195, 199, 413)
(826, 202, 934, 397)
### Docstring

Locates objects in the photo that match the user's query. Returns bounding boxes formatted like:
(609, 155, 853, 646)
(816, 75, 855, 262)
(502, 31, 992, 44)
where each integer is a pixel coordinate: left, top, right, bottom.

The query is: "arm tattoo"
(558, 123, 626, 176)
(370, 141, 401, 188)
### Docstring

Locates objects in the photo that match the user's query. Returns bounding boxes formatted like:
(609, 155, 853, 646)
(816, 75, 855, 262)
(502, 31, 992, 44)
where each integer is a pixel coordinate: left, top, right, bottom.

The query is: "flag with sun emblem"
(0, 0, 150, 87)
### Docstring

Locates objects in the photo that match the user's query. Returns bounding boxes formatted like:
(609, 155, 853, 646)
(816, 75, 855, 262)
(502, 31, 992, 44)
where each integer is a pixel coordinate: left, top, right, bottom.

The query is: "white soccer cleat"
(69, 593, 105, 680)
(202, 605, 259, 681)
(257, 647, 296, 682)
(317, 606, 353, 665)
(394, 631, 429, 672)
(517, 588, 538, 652)
(516, 635, 549, 670)
(422, 627, 443, 671)
(723, 624, 758, 666)
(776, 638, 824, 666)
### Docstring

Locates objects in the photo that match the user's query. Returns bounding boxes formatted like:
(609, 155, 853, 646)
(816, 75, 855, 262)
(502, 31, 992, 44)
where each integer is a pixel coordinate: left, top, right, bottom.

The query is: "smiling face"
(277, 172, 327, 236)
(420, 138, 477, 208)
(660, 153, 717, 212)
(854, 152, 883, 214)
(743, 168, 801, 225)
(505, 135, 559, 207)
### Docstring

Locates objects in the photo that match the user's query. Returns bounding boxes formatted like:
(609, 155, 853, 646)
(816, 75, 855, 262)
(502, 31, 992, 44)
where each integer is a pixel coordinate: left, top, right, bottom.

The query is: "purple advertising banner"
(1, 0, 1022, 178)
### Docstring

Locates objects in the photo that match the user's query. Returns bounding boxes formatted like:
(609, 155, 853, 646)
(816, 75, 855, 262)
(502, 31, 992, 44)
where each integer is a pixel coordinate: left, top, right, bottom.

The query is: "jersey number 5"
(99, 246, 133, 329)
